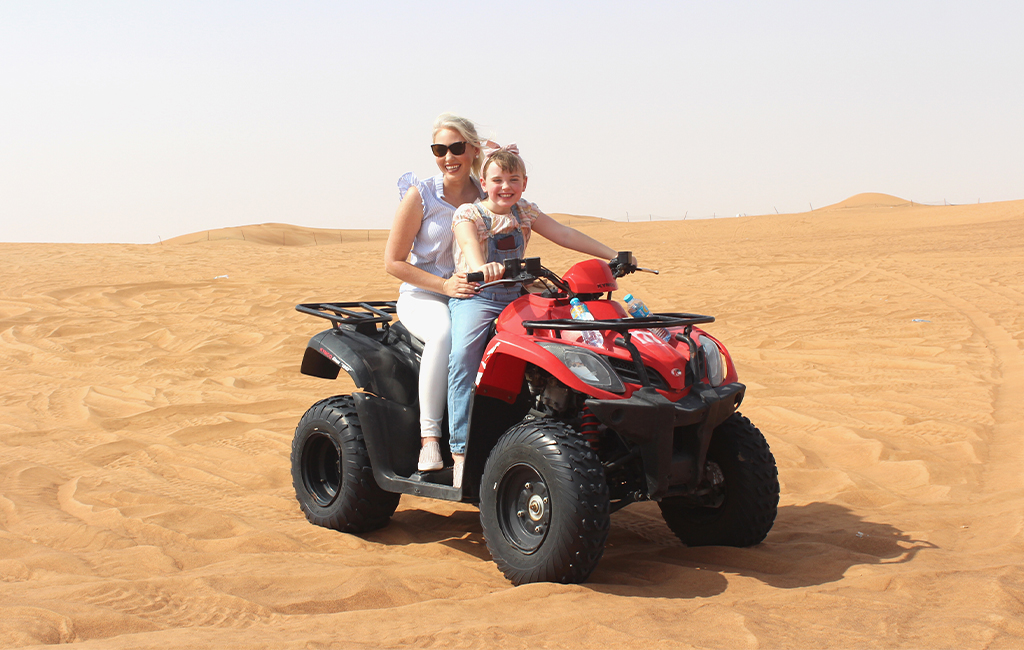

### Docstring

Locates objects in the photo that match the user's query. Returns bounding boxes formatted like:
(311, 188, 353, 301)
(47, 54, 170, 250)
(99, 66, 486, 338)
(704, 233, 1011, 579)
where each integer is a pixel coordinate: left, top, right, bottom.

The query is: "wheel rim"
(675, 460, 727, 521)
(302, 431, 341, 506)
(697, 460, 727, 510)
(496, 463, 551, 554)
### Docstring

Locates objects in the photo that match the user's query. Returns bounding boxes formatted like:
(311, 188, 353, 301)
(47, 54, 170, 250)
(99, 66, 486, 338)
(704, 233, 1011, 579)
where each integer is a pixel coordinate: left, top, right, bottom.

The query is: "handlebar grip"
(467, 272, 484, 283)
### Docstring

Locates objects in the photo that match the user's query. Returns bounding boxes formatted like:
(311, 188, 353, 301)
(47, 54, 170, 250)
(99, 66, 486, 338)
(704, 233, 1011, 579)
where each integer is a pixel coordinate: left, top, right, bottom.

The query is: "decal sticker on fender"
(477, 343, 497, 386)
(320, 346, 353, 373)
(632, 331, 669, 347)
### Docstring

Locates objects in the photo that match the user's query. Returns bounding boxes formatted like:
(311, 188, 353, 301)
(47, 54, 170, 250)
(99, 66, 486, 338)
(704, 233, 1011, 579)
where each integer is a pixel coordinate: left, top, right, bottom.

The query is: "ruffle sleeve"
(397, 172, 427, 213)
(451, 203, 485, 238)
(516, 199, 543, 228)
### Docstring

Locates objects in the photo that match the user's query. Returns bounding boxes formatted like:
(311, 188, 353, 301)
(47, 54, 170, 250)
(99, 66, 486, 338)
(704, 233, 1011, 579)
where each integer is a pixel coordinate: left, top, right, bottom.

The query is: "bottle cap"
(624, 294, 634, 301)
(570, 297, 581, 304)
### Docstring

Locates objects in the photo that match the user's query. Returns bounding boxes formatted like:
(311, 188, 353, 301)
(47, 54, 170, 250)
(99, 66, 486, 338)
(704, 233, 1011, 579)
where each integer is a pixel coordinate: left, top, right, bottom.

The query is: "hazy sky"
(2, 1, 1021, 243)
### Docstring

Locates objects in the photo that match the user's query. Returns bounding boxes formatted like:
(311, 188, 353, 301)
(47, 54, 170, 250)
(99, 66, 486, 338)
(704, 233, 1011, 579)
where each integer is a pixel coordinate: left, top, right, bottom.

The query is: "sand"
(2, 194, 1023, 648)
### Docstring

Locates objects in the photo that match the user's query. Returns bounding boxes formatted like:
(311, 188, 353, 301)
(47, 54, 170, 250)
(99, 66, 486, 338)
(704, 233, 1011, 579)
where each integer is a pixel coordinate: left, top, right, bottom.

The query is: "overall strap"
(474, 203, 493, 234)
(509, 202, 522, 227)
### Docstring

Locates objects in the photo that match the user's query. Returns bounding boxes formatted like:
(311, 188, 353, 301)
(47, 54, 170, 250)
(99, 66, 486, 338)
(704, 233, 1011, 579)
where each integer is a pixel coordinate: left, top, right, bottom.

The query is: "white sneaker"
(417, 440, 443, 472)
(452, 453, 465, 489)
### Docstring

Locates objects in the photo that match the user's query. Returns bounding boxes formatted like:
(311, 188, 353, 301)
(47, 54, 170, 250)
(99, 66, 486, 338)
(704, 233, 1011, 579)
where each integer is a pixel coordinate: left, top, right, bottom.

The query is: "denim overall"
(447, 204, 527, 455)
(476, 204, 526, 301)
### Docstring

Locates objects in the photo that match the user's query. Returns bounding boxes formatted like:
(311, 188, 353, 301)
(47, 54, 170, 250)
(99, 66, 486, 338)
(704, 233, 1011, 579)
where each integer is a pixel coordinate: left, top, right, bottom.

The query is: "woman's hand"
(475, 261, 505, 284)
(442, 273, 478, 299)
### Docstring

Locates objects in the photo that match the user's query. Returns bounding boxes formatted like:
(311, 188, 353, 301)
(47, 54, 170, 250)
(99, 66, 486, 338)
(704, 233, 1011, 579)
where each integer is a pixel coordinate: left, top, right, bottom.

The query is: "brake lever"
(476, 277, 528, 289)
(609, 261, 658, 276)
(610, 250, 660, 278)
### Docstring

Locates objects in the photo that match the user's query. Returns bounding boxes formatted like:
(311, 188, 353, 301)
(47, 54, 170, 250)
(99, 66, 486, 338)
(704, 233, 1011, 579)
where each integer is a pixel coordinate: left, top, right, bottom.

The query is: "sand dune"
(165, 215, 605, 246)
(819, 192, 913, 209)
(2, 196, 1023, 647)
(163, 222, 388, 246)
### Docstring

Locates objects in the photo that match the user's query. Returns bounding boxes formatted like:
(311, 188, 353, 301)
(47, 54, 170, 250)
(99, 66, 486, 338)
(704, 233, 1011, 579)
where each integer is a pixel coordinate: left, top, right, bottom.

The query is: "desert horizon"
(137, 192, 1020, 247)
(2, 193, 1023, 648)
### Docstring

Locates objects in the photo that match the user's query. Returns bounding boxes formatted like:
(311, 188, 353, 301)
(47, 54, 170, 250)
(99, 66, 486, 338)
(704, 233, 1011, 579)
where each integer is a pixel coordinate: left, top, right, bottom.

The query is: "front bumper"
(585, 382, 745, 500)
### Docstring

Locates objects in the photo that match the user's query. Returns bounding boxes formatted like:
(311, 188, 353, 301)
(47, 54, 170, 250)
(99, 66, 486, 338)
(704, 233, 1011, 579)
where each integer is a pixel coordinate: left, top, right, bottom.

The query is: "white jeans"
(396, 291, 452, 440)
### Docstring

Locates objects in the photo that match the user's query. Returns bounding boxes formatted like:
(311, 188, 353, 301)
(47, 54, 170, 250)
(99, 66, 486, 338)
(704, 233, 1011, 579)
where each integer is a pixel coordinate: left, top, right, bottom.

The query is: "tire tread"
(291, 395, 399, 533)
(659, 412, 779, 547)
(480, 418, 610, 585)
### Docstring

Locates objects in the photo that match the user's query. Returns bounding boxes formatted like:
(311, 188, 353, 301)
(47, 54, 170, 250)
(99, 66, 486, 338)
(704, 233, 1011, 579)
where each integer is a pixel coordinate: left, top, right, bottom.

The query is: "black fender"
(300, 325, 420, 407)
(352, 392, 420, 482)
(586, 383, 745, 499)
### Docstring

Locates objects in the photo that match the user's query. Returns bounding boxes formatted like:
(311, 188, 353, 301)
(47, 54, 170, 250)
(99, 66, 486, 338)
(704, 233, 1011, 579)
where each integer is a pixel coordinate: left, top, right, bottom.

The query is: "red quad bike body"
(291, 253, 779, 585)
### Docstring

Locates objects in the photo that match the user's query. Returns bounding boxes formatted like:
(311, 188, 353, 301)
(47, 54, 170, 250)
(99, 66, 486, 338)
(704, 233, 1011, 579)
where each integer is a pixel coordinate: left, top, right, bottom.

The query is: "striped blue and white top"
(397, 172, 484, 297)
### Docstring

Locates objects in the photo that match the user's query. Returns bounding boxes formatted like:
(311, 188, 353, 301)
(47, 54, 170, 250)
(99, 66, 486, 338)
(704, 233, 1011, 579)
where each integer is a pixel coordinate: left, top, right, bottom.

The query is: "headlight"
(537, 342, 625, 394)
(699, 335, 725, 387)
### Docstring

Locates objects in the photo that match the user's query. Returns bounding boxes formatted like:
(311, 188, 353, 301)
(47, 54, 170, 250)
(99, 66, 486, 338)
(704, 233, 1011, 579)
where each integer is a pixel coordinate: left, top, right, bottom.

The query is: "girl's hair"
(432, 112, 484, 178)
(482, 149, 526, 179)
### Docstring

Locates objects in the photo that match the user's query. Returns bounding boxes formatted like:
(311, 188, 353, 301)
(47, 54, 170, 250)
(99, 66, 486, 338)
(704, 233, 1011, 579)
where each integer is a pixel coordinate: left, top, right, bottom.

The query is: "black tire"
(659, 413, 779, 547)
(480, 418, 610, 585)
(291, 395, 400, 533)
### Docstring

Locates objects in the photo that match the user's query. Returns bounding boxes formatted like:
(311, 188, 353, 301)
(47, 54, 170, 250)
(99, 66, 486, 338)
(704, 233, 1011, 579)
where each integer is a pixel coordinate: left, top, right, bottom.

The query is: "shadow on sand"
(368, 500, 936, 599)
(589, 501, 937, 598)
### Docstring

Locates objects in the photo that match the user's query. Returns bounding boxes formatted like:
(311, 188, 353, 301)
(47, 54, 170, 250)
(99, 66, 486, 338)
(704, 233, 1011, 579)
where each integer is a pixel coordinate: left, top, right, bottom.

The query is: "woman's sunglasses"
(430, 141, 469, 157)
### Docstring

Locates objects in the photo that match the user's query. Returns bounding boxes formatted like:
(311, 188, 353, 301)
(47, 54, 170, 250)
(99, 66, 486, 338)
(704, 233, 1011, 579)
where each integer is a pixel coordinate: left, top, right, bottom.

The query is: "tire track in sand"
(873, 261, 1024, 543)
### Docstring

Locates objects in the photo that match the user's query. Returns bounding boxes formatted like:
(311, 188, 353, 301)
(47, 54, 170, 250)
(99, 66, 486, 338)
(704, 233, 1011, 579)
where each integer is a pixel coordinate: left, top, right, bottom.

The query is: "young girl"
(446, 144, 637, 487)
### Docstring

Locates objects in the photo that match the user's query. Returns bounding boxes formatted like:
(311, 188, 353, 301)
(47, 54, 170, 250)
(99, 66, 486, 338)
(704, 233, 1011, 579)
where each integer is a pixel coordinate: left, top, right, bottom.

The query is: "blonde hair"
(482, 149, 527, 179)
(432, 113, 484, 178)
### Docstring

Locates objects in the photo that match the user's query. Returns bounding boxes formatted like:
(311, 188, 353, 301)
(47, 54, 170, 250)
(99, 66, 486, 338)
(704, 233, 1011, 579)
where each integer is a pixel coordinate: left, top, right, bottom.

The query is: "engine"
(524, 364, 583, 417)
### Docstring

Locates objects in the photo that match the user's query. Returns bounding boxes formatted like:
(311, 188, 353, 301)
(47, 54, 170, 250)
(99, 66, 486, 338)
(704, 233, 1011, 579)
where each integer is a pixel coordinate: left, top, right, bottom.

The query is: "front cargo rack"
(520, 312, 714, 336)
(521, 312, 716, 390)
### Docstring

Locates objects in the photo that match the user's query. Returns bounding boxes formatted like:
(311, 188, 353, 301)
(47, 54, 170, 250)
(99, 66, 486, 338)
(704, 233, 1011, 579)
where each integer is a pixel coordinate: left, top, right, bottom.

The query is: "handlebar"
(465, 252, 656, 285)
(466, 257, 544, 286)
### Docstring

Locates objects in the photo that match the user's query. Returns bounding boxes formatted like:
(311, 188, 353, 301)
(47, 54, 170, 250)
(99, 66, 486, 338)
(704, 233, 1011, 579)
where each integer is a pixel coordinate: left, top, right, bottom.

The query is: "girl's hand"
(475, 262, 505, 284)
(443, 273, 478, 299)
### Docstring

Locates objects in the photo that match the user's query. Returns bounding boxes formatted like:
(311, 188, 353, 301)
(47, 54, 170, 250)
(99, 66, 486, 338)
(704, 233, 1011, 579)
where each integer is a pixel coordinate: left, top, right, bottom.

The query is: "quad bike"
(291, 253, 779, 585)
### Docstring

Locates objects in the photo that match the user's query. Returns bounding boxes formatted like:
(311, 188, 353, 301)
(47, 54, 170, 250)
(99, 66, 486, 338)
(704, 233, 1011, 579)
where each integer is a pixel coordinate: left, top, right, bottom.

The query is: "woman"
(384, 113, 485, 472)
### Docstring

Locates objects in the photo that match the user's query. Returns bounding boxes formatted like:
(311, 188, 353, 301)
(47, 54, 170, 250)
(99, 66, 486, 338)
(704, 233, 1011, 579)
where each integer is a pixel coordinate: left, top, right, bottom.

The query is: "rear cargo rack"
(296, 301, 397, 331)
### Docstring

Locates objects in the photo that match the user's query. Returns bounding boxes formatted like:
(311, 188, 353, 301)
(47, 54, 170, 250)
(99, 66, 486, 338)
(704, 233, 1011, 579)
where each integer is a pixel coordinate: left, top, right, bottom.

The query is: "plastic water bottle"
(569, 298, 604, 347)
(623, 293, 671, 341)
